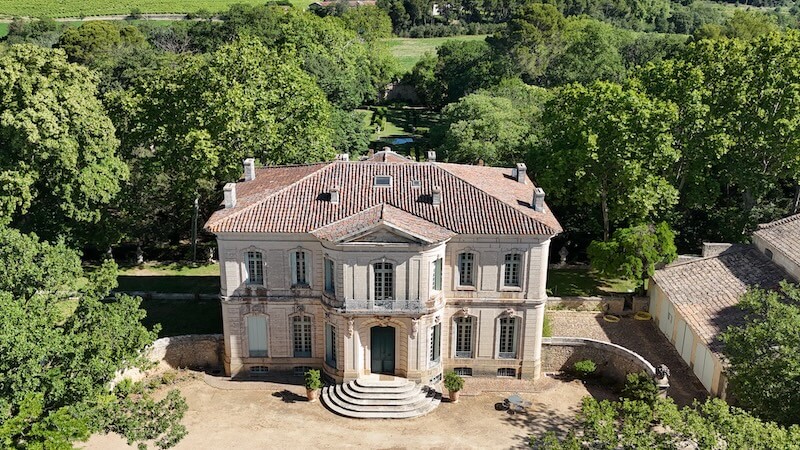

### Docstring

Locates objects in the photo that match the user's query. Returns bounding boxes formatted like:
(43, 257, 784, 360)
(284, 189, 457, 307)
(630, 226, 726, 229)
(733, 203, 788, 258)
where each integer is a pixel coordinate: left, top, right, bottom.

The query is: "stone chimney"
(515, 163, 527, 184)
(367, 148, 375, 158)
(432, 186, 442, 206)
(336, 153, 350, 161)
(427, 151, 436, 162)
(223, 183, 237, 209)
(383, 146, 392, 152)
(243, 158, 256, 181)
(330, 186, 340, 205)
(533, 187, 545, 212)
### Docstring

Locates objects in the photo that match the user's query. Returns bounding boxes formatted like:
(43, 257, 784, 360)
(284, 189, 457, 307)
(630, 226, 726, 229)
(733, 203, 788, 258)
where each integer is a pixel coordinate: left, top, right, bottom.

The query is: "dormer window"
(374, 175, 392, 187)
(411, 179, 421, 188)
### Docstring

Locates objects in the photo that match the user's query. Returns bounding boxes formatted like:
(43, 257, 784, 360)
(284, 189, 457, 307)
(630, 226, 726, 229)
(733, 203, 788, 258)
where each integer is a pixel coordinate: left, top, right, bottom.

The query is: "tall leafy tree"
(720, 282, 800, 426)
(0, 44, 127, 244)
(0, 226, 187, 448)
(534, 81, 679, 241)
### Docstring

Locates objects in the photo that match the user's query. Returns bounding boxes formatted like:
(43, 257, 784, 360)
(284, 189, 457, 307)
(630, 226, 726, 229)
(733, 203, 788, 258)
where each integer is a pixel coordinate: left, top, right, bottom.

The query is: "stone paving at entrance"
(548, 310, 708, 406)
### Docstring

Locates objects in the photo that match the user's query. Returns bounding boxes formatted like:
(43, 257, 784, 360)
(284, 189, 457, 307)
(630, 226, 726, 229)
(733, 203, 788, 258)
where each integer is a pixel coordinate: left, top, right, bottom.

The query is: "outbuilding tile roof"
(652, 245, 789, 354)
(754, 212, 800, 270)
(205, 151, 562, 237)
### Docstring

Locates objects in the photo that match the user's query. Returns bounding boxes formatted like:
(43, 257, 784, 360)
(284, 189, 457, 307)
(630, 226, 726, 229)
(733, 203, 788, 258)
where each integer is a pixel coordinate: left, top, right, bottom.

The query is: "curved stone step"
(321, 386, 441, 419)
(327, 390, 435, 413)
(342, 382, 419, 400)
(350, 379, 417, 394)
(334, 385, 428, 406)
(354, 376, 410, 388)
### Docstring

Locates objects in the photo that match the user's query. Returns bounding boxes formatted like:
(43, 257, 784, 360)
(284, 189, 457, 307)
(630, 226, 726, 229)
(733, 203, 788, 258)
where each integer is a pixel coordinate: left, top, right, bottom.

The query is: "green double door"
(370, 326, 395, 375)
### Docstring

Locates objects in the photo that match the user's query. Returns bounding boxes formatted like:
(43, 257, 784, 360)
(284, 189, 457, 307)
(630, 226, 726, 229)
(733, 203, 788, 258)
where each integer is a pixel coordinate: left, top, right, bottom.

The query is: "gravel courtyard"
(84, 372, 614, 450)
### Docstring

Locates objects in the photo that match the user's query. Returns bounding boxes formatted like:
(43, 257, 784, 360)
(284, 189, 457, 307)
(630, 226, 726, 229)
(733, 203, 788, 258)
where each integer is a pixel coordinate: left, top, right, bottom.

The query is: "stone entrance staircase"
(321, 376, 441, 419)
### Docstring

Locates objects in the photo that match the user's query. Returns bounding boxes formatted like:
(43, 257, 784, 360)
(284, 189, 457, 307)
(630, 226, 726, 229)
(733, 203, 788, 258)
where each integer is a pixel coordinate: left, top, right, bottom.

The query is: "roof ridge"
(435, 164, 557, 235)
(206, 162, 333, 229)
(757, 212, 800, 230)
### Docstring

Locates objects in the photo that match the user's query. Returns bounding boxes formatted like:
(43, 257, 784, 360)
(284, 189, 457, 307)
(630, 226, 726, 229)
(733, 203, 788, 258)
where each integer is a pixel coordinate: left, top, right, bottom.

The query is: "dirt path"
(84, 374, 611, 449)
(548, 310, 708, 406)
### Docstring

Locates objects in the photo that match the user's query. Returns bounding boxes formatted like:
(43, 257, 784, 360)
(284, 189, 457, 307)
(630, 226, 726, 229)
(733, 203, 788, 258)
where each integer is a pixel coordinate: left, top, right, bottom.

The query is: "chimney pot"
(533, 187, 545, 212)
(330, 186, 340, 205)
(223, 183, 237, 209)
(432, 186, 442, 206)
(427, 151, 436, 162)
(243, 158, 256, 181)
(515, 163, 527, 183)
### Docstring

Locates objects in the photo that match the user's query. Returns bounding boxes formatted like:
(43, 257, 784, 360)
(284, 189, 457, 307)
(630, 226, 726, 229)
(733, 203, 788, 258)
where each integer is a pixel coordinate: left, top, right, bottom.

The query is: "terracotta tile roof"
(652, 245, 789, 354)
(205, 152, 562, 237)
(754, 213, 800, 270)
(365, 151, 415, 163)
(310, 204, 456, 243)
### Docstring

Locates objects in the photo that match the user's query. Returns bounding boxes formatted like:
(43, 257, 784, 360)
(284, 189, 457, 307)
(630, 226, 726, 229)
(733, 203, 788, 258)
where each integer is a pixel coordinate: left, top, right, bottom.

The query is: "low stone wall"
(548, 296, 649, 314)
(542, 336, 668, 388)
(115, 334, 224, 383)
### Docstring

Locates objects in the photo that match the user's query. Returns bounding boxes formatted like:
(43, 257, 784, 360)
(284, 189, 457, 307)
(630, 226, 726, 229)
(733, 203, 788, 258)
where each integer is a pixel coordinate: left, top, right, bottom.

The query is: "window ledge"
(500, 286, 522, 292)
(291, 284, 311, 289)
(455, 285, 476, 291)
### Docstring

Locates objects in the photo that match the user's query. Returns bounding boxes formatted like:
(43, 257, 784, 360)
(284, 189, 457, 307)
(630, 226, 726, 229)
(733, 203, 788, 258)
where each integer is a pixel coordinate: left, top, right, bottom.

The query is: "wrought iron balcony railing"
(343, 298, 425, 314)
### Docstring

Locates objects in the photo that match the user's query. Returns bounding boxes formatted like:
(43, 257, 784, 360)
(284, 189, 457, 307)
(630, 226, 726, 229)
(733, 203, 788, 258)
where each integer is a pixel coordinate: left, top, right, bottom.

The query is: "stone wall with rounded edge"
(542, 336, 668, 389)
(547, 296, 650, 314)
(114, 334, 224, 383)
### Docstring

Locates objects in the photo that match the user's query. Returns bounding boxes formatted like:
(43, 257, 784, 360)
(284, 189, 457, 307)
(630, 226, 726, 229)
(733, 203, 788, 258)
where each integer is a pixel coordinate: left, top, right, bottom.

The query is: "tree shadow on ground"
(272, 390, 307, 403)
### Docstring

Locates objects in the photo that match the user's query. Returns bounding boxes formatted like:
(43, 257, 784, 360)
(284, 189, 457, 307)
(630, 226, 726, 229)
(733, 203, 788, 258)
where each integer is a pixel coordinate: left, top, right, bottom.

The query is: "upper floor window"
(498, 316, 519, 359)
(324, 258, 335, 294)
(503, 253, 521, 287)
(374, 262, 394, 300)
(458, 252, 475, 286)
(432, 257, 443, 291)
(293, 315, 312, 358)
(247, 315, 268, 357)
(245, 251, 264, 285)
(455, 316, 474, 358)
(291, 250, 309, 286)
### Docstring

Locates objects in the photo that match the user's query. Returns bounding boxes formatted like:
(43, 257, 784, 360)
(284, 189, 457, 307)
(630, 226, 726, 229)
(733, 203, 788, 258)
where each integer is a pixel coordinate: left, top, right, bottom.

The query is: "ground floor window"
(247, 315, 268, 357)
(293, 315, 312, 358)
(497, 368, 516, 378)
(498, 317, 519, 359)
(455, 316, 474, 358)
(454, 367, 472, 377)
(430, 323, 441, 364)
(325, 323, 337, 368)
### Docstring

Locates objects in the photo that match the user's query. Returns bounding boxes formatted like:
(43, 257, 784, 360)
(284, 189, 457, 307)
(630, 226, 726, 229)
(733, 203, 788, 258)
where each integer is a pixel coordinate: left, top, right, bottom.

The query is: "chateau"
(204, 150, 561, 386)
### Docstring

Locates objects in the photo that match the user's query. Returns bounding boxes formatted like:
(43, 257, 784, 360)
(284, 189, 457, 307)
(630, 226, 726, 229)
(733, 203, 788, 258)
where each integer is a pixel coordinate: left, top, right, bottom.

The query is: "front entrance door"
(370, 326, 395, 375)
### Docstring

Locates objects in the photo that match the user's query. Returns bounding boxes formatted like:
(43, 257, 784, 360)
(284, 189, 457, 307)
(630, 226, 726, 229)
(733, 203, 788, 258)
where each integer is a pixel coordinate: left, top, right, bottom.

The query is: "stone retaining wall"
(115, 334, 223, 383)
(542, 336, 668, 388)
(547, 296, 649, 314)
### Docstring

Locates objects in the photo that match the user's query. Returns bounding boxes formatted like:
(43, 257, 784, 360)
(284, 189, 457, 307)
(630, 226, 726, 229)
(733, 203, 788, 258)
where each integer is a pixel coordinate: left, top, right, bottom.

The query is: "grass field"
(115, 261, 220, 294)
(140, 298, 222, 336)
(0, 0, 312, 18)
(384, 34, 488, 73)
(547, 268, 637, 297)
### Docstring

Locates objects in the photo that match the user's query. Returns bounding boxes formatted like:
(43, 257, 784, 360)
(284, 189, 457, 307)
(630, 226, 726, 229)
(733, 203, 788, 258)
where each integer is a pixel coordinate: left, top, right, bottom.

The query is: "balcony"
(342, 298, 425, 314)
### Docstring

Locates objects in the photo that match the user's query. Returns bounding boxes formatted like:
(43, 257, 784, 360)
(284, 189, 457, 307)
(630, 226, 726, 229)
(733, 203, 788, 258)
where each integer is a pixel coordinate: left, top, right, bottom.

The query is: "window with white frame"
(247, 315, 268, 357)
(503, 253, 521, 287)
(245, 251, 264, 285)
(432, 257, 442, 291)
(374, 262, 393, 301)
(498, 316, 519, 358)
(454, 316, 474, 358)
(430, 323, 441, 363)
(324, 258, 335, 294)
(458, 252, 474, 286)
(293, 315, 312, 357)
(325, 323, 337, 368)
(291, 250, 309, 286)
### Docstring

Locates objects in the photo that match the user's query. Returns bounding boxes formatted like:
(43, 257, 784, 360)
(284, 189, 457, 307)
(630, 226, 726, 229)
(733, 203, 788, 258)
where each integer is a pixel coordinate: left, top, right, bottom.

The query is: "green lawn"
(547, 268, 637, 297)
(115, 262, 220, 294)
(0, 0, 312, 18)
(383, 34, 488, 73)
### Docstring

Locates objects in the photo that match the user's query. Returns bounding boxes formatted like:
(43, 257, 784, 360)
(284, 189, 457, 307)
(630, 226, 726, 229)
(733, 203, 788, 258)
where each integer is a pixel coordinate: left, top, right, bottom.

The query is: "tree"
(57, 21, 147, 66)
(0, 44, 128, 245)
(719, 282, 800, 426)
(534, 81, 679, 241)
(340, 5, 393, 41)
(0, 226, 187, 448)
(546, 18, 627, 86)
(588, 222, 677, 292)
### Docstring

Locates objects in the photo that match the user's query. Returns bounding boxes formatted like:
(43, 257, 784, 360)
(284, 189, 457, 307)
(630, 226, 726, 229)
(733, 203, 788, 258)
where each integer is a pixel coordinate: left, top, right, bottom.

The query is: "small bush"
(161, 370, 177, 385)
(304, 369, 323, 390)
(621, 371, 659, 405)
(443, 371, 464, 392)
(573, 359, 596, 378)
(128, 7, 142, 19)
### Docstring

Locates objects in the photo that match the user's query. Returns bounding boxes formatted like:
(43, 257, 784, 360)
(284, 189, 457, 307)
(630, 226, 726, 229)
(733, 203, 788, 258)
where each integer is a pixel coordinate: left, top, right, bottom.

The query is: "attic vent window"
(374, 175, 392, 187)
(411, 179, 421, 188)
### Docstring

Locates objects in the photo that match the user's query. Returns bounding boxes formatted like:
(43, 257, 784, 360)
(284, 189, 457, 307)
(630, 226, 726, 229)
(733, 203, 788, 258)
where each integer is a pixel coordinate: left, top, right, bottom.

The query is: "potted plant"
(304, 369, 323, 402)
(443, 371, 464, 403)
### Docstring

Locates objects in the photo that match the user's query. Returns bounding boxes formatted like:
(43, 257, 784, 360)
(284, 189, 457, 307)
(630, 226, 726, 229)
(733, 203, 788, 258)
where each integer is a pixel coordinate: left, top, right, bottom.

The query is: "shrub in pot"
(443, 371, 465, 402)
(304, 369, 323, 401)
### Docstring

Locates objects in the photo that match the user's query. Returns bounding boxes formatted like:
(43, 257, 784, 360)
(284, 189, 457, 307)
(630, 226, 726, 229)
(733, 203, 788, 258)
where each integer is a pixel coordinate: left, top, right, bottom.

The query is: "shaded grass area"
(547, 269, 637, 297)
(383, 34, 488, 73)
(0, 0, 312, 18)
(0, 22, 8, 37)
(358, 106, 443, 157)
(119, 261, 220, 277)
(116, 275, 219, 294)
(140, 297, 222, 337)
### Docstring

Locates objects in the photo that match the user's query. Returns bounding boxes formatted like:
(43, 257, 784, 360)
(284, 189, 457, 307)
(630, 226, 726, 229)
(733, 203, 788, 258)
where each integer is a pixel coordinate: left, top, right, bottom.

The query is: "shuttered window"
(247, 315, 268, 357)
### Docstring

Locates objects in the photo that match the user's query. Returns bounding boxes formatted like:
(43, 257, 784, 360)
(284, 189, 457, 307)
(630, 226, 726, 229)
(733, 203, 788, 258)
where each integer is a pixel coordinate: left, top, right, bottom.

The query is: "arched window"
(498, 316, 519, 359)
(454, 316, 475, 358)
(374, 262, 394, 301)
(245, 251, 264, 285)
(503, 253, 522, 287)
(293, 315, 312, 358)
(457, 252, 475, 286)
(247, 315, 268, 357)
